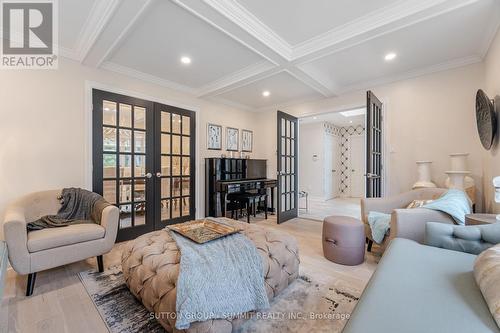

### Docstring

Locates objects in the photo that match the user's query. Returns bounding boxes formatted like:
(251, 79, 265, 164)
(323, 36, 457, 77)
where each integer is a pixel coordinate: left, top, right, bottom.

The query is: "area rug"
(79, 267, 361, 333)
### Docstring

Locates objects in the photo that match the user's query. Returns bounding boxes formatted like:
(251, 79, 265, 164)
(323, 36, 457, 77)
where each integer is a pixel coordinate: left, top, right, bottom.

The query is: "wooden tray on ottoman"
(167, 219, 240, 243)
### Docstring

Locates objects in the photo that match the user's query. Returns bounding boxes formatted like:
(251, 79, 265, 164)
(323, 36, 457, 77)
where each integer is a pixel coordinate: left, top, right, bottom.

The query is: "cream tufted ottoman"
(121, 218, 300, 333)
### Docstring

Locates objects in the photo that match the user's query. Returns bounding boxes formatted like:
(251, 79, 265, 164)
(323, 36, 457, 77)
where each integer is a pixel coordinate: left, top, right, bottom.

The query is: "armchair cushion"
(425, 222, 500, 255)
(27, 224, 105, 253)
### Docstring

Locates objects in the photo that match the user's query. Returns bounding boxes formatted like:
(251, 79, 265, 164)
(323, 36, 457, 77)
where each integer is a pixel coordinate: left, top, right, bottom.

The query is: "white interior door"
(324, 134, 333, 200)
(349, 135, 365, 198)
(323, 134, 339, 200)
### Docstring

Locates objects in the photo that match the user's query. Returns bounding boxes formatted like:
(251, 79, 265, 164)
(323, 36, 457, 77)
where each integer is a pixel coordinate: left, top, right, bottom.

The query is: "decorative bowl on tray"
(167, 219, 241, 244)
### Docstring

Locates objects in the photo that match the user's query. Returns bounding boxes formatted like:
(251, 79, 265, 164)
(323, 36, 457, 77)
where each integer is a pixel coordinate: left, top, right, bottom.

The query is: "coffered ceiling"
(55, 0, 500, 111)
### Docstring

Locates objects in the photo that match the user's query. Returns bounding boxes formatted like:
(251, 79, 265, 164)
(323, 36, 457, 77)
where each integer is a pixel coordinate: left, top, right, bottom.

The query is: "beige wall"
(481, 29, 500, 213)
(0, 57, 261, 223)
(257, 63, 485, 208)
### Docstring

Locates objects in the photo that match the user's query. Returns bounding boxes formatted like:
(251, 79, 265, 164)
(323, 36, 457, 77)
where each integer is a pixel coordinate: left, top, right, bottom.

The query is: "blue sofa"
(343, 223, 500, 333)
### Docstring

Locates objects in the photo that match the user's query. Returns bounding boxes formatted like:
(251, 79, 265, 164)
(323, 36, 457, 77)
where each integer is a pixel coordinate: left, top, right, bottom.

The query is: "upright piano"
(205, 158, 277, 217)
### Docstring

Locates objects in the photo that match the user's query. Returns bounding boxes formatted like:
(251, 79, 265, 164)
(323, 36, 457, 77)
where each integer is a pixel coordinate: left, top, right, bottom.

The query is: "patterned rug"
(79, 267, 360, 333)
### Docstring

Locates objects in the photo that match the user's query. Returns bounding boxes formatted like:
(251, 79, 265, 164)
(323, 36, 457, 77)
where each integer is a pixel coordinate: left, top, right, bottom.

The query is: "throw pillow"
(406, 199, 434, 209)
(474, 244, 500, 329)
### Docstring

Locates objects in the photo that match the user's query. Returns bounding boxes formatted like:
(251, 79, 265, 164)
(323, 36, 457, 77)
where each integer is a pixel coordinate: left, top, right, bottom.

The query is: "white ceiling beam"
(291, 0, 484, 64)
(75, 0, 122, 63)
(284, 68, 335, 97)
(172, 0, 289, 66)
(185, 0, 486, 103)
(83, 0, 154, 67)
(196, 61, 278, 97)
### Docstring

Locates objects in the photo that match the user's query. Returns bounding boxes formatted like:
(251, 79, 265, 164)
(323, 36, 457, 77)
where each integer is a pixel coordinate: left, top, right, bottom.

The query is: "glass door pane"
(156, 104, 195, 227)
(93, 90, 196, 240)
(277, 111, 298, 223)
(93, 89, 155, 242)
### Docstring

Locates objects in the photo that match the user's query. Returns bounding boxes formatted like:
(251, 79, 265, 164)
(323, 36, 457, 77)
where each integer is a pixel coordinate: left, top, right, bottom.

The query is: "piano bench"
(227, 192, 268, 223)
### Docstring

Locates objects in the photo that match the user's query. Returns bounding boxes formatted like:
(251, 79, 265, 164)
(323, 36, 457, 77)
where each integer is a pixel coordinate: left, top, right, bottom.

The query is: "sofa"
(0, 241, 7, 299)
(343, 222, 500, 333)
(3, 190, 119, 296)
(361, 188, 454, 249)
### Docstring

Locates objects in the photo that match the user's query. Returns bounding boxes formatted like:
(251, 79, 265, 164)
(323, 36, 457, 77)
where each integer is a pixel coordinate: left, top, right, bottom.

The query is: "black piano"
(205, 158, 277, 217)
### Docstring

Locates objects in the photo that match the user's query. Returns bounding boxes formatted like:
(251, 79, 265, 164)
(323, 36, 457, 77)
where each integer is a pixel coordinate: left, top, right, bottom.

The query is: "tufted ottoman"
(121, 218, 300, 333)
(323, 216, 365, 266)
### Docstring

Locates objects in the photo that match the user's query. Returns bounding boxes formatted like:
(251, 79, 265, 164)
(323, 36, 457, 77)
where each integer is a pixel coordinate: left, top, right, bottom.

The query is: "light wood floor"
(0, 216, 380, 333)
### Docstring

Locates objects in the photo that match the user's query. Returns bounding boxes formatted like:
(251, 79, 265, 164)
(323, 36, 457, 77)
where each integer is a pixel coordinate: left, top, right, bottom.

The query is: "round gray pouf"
(322, 216, 365, 266)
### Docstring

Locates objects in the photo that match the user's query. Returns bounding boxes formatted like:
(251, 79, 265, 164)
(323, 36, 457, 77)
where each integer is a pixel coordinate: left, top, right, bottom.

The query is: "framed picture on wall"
(241, 129, 253, 152)
(226, 127, 239, 151)
(207, 123, 222, 150)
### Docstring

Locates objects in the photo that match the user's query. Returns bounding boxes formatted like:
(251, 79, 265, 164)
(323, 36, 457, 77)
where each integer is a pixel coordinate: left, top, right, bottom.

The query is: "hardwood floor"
(0, 216, 380, 333)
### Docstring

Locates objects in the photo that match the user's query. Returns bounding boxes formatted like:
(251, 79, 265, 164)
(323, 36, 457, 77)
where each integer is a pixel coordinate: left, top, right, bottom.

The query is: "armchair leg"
(26, 272, 37, 296)
(97, 255, 104, 273)
(367, 240, 373, 252)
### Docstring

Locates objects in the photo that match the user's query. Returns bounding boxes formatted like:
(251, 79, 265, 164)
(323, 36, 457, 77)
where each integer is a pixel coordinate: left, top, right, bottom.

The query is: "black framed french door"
(92, 89, 196, 241)
(366, 90, 383, 198)
(154, 103, 196, 229)
(277, 111, 298, 224)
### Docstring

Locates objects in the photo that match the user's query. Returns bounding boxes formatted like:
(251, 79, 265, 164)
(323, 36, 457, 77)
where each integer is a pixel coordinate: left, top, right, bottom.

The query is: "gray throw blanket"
(170, 219, 269, 330)
(27, 188, 109, 231)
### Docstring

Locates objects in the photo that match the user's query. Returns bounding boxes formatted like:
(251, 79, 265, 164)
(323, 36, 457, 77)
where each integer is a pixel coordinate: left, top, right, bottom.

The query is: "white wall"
(298, 122, 324, 198)
(481, 29, 500, 213)
(257, 63, 485, 207)
(0, 57, 262, 223)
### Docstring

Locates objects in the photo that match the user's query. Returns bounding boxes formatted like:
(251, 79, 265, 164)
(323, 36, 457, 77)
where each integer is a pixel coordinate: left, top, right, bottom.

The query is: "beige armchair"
(361, 188, 455, 250)
(3, 190, 119, 296)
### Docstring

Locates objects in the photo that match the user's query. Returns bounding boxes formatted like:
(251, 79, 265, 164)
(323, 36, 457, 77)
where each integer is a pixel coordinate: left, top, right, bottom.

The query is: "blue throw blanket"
(368, 211, 392, 244)
(368, 189, 471, 244)
(170, 220, 269, 330)
(421, 189, 471, 225)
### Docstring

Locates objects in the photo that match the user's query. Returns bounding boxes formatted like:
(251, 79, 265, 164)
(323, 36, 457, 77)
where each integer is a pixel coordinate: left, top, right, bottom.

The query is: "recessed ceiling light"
(262, 91, 270, 97)
(384, 52, 397, 61)
(313, 116, 318, 120)
(349, 120, 353, 124)
(180, 56, 191, 65)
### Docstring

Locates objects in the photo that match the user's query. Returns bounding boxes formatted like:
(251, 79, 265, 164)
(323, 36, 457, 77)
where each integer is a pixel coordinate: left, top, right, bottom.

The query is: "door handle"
(146, 173, 153, 179)
(365, 173, 378, 178)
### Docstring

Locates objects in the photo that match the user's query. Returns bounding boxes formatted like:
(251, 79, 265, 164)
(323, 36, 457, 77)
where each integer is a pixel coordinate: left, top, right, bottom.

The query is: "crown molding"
(101, 61, 196, 95)
(479, 1, 500, 59)
(74, 0, 122, 62)
(291, 0, 481, 61)
(197, 61, 278, 97)
(202, 0, 292, 60)
(335, 55, 482, 96)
